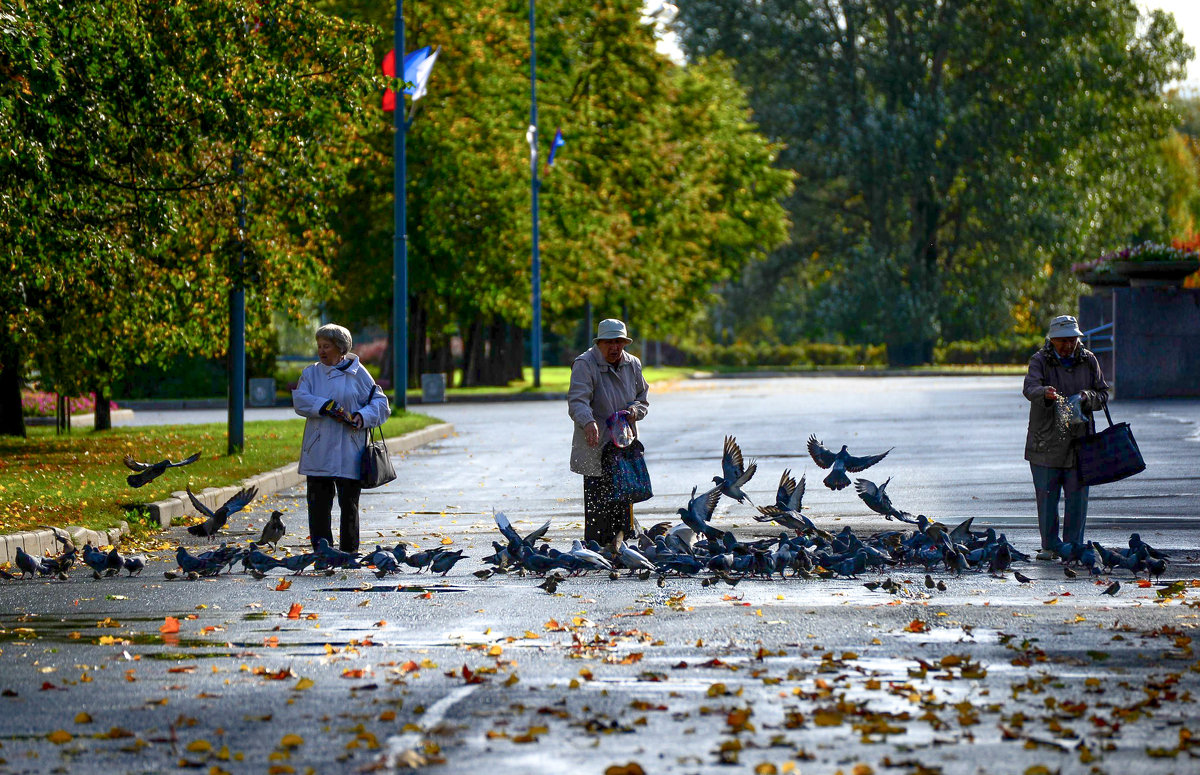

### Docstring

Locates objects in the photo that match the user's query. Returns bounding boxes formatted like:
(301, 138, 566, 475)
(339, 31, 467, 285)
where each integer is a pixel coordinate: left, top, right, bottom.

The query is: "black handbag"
(1076, 401, 1145, 486)
(359, 386, 397, 489)
(602, 439, 653, 504)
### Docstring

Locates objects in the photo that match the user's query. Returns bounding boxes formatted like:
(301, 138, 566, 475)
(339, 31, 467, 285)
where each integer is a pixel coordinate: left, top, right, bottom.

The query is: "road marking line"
(382, 684, 478, 765)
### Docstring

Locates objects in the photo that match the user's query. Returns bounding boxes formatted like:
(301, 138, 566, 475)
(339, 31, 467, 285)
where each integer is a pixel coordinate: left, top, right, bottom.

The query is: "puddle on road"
(318, 585, 468, 594)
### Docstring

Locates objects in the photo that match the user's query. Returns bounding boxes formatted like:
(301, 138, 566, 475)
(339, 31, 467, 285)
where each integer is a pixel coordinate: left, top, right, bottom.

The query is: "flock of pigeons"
(0, 440, 1173, 590)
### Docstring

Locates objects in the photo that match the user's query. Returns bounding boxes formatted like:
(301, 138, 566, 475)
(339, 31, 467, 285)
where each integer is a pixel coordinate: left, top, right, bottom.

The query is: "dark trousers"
(307, 476, 362, 552)
(584, 475, 634, 546)
(1030, 463, 1089, 549)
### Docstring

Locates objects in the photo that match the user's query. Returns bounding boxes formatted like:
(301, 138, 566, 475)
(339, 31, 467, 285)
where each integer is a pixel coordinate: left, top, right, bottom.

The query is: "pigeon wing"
(807, 435, 837, 469)
(774, 469, 795, 510)
(844, 447, 892, 473)
(122, 455, 153, 472)
(220, 486, 259, 518)
(787, 473, 806, 512)
(167, 452, 201, 468)
(524, 520, 552, 545)
(701, 486, 722, 521)
(186, 487, 217, 520)
(494, 512, 523, 547)
(721, 436, 745, 482)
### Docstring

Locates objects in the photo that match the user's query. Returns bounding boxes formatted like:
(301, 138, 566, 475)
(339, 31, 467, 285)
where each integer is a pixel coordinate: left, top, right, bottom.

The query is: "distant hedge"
(678, 335, 1043, 368)
(679, 342, 887, 368)
(934, 335, 1043, 365)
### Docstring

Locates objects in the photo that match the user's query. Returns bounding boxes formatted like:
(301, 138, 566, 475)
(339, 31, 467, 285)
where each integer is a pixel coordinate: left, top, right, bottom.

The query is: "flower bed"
(21, 391, 120, 418)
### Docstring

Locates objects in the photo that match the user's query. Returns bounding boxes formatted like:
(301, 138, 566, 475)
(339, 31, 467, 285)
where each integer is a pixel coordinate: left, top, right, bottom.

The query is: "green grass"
(0, 412, 441, 535)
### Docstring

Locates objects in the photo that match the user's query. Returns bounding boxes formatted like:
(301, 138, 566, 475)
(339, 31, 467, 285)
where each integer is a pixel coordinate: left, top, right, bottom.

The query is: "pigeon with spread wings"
(186, 486, 259, 538)
(807, 435, 891, 491)
(713, 435, 756, 505)
(755, 469, 818, 533)
(123, 452, 200, 488)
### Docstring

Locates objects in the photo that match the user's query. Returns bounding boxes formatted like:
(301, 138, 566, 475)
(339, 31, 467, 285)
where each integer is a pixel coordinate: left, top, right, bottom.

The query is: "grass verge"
(0, 412, 441, 535)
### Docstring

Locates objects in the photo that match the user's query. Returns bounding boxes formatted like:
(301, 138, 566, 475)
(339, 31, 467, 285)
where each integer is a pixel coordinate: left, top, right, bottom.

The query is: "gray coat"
(293, 355, 391, 479)
(567, 346, 650, 476)
(1022, 343, 1109, 468)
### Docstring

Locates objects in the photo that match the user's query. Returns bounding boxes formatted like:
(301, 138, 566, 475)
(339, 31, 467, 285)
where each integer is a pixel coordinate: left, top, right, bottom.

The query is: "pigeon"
(186, 486, 259, 538)
(122, 555, 146, 576)
(807, 435, 892, 491)
(41, 525, 76, 552)
(123, 452, 201, 488)
(568, 540, 614, 572)
(1014, 570, 1034, 584)
(678, 485, 724, 540)
(104, 546, 123, 576)
(1102, 580, 1120, 596)
(853, 477, 908, 521)
(1064, 566, 1077, 579)
(15, 547, 44, 579)
(924, 573, 935, 589)
(538, 573, 564, 594)
(257, 511, 286, 549)
(82, 544, 109, 578)
(712, 436, 756, 505)
(430, 549, 468, 577)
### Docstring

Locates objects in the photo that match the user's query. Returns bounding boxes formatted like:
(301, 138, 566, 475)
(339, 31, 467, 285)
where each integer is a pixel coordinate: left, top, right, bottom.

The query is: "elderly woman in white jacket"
(293, 324, 390, 552)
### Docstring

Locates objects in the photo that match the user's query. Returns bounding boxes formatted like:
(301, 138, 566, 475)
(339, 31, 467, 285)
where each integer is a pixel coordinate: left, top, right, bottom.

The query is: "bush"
(679, 342, 887, 368)
(22, 391, 119, 417)
(934, 335, 1043, 365)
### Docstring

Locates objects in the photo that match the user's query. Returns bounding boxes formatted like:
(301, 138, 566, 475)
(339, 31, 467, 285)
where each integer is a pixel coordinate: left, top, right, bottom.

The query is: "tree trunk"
(93, 385, 112, 431)
(0, 334, 26, 438)
(460, 317, 484, 387)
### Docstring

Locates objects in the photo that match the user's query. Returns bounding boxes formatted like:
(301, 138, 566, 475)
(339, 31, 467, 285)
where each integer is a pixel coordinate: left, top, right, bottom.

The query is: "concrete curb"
(142, 422, 455, 528)
(0, 523, 130, 567)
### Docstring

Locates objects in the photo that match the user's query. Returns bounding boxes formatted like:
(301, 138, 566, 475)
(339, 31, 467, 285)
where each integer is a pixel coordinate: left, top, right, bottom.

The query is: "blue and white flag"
(547, 127, 565, 167)
(406, 45, 440, 101)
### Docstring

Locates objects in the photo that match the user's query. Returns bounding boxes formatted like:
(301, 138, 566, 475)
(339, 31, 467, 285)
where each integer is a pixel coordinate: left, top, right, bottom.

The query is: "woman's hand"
(1044, 386, 1059, 402)
(585, 421, 600, 447)
(352, 412, 365, 429)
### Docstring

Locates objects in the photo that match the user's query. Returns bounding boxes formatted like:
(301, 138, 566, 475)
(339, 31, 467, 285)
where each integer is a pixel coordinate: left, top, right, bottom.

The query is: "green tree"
(1, 0, 376, 435)
(675, 0, 1192, 362)
(322, 0, 792, 385)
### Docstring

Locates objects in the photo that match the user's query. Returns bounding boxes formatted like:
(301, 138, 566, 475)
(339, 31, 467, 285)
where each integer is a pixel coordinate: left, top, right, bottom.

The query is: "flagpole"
(393, 0, 408, 410)
(529, 0, 542, 388)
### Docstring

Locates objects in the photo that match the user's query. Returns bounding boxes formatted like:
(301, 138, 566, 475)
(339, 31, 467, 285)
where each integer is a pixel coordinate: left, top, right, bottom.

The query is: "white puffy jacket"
(293, 355, 391, 479)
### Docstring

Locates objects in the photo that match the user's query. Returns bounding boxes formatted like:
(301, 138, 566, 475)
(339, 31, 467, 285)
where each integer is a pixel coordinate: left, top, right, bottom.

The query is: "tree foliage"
(322, 0, 793, 385)
(1, 0, 376, 434)
(675, 0, 1193, 361)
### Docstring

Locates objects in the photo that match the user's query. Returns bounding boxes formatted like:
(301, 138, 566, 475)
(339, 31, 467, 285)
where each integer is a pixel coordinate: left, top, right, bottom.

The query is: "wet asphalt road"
(2, 375, 1199, 775)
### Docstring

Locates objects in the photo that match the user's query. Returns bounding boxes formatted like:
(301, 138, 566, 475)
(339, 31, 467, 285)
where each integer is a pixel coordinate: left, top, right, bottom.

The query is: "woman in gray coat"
(1022, 315, 1108, 559)
(293, 324, 390, 552)
(567, 319, 649, 544)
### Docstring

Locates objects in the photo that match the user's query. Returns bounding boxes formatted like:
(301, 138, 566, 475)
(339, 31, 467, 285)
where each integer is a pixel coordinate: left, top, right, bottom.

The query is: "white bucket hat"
(1047, 315, 1083, 340)
(594, 318, 632, 344)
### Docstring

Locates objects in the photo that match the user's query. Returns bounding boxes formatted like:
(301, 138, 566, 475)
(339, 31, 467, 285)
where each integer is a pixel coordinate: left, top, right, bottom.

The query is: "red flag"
(382, 89, 396, 112)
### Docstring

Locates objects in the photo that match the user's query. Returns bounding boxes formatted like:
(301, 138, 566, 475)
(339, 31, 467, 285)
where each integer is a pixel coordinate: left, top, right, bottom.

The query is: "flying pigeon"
(807, 435, 891, 491)
(122, 452, 201, 488)
(186, 485, 259, 537)
(712, 436, 756, 505)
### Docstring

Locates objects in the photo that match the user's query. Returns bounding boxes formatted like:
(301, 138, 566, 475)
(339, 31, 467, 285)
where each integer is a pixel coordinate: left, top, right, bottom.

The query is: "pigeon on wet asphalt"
(82, 544, 109, 578)
(713, 436, 757, 505)
(257, 511, 286, 549)
(430, 549, 468, 576)
(186, 486, 259, 538)
(123, 452, 201, 488)
(807, 435, 892, 491)
(14, 547, 44, 579)
(1102, 580, 1120, 596)
(122, 555, 146, 576)
(1014, 570, 1034, 584)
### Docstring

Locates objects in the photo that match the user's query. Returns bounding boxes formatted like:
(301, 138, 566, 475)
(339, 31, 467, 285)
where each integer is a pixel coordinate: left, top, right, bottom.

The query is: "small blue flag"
(547, 128, 565, 168)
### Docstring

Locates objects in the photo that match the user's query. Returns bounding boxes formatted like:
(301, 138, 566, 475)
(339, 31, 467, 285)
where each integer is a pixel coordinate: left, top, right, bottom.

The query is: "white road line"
(381, 684, 479, 767)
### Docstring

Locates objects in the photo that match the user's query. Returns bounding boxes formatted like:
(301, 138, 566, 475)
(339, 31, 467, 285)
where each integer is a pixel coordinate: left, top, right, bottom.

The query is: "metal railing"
(1083, 321, 1113, 354)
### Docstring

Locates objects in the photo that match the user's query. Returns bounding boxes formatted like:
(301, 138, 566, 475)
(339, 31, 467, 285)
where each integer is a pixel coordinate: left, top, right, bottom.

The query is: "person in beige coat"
(567, 319, 650, 544)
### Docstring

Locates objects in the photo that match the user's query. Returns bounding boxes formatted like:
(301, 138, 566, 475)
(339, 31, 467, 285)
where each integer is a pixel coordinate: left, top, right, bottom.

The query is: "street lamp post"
(228, 152, 246, 454)
(393, 0, 409, 411)
(529, 0, 542, 388)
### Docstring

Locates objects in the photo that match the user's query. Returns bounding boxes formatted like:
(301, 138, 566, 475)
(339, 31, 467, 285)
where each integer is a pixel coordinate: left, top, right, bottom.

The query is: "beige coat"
(567, 346, 650, 476)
